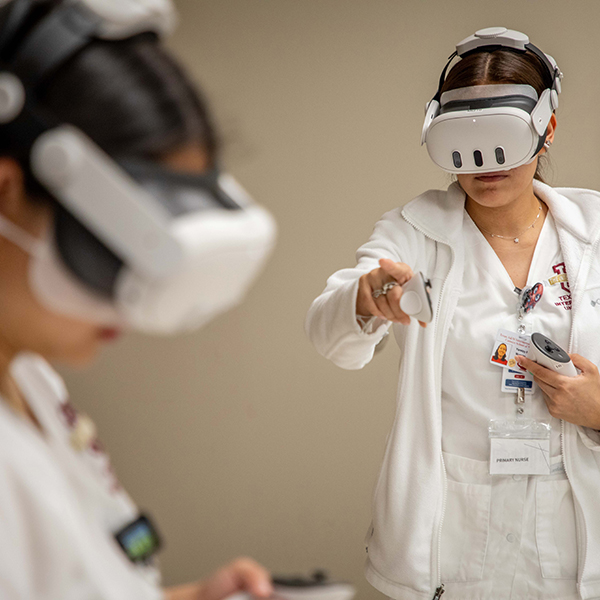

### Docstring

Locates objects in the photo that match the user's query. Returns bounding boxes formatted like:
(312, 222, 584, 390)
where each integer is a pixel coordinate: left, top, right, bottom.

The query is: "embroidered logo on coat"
(552, 262, 571, 294)
(59, 400, 122, 492)
(551, 262, 572, 311)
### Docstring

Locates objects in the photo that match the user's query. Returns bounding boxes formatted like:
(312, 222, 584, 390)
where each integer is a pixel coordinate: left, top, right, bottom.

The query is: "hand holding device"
(519, 335, 600, 429)
(224, 572, 355, 600)
(526, 332, 577, 377)
(399, 272, 433, 323)
(356, 259, 432, 326)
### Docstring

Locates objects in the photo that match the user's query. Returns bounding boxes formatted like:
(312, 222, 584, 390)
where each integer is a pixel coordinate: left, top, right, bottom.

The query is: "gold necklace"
(477, 202, 542, 244)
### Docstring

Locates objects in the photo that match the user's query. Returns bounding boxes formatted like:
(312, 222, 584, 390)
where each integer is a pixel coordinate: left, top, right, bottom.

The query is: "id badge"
(489, 419, 551, 475)
(501, 366, 535, 394)
(490, 329, 530, 370)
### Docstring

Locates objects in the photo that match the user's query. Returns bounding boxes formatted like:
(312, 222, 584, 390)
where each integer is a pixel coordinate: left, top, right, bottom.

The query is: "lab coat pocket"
(535, 479, 577, 579)
(440, 479, 491, 582)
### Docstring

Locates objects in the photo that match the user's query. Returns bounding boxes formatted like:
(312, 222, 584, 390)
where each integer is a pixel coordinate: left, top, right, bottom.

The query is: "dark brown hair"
(440, 49, 554, 181)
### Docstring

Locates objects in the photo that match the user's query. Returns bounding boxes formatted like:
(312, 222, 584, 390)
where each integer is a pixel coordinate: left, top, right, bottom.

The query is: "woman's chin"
(51, 338, 107, 367)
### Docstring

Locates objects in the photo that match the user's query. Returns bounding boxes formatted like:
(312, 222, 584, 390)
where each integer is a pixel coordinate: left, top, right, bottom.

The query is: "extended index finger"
(516, 355, 562, 388)
(378, 259, 413, 285)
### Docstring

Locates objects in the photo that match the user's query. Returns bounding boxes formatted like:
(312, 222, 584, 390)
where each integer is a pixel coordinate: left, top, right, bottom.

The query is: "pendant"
(70, 414, 97, 451)
(514, 238, 519, 243)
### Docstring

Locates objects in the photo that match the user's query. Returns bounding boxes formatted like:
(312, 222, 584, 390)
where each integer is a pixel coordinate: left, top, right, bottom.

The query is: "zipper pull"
(432, 584, 445, 600)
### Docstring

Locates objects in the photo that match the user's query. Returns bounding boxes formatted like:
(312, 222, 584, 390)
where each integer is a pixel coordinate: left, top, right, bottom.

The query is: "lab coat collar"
(402, 179, 600, 250)
(534, 180, 600, 246)
(400, 181, 466, 247)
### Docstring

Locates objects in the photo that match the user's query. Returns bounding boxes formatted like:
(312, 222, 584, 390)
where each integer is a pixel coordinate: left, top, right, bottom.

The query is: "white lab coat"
(306, 180, 600, 600)
(0, 353, 164, 600)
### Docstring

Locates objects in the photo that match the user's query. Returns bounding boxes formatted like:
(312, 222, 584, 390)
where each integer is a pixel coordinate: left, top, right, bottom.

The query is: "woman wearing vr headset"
(0, 0, 275, 599)
(308, 28, 600, 600)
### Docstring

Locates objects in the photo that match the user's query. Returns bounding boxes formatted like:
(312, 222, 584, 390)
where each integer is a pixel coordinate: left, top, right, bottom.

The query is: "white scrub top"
(0, 352, 164, 600)
(439, 210, 579, 599)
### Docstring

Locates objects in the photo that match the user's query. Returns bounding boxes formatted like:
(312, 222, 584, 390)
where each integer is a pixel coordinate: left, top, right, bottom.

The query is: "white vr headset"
(0, 0, 276, 334)
(421, 27, 563, 174)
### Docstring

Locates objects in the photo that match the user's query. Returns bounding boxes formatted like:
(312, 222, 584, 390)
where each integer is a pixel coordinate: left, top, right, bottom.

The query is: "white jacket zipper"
(402, 211, 456, 596)
(432, 584, 445, 600)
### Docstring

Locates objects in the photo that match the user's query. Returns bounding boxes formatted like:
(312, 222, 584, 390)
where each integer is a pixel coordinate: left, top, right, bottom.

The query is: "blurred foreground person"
(0, 0, 276, 598)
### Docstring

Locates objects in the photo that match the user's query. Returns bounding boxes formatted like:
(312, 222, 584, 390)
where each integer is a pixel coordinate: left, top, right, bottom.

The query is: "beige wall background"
(58, 1, 600, 598)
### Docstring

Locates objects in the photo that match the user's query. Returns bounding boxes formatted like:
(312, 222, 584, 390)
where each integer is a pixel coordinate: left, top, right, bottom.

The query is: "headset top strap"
(433, 51, 457, 103)
(14, 3, 99, 89)
(431, 27, 562, 103)
(0, 0, 175, 91)
(0, 1, 101, 90)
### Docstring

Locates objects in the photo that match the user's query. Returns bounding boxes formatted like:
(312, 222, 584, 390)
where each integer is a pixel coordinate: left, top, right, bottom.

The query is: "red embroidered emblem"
(552, 262, 571, 294)
(551, 262, 572, 311)
(60, 401, 78, 429)
(58, 400, 122, 492)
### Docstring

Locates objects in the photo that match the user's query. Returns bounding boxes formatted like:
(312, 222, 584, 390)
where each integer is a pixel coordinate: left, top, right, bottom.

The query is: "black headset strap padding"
(0, 97, 53, 158)
(440, 94, 538, 115)
(0, 0, 36, 56)
(433, 51, 457, 102)
(11, 2, 100, 89)
(54, 204, 123, 298)
(524, 42, 559, 90)
(532, 132, 547, 158)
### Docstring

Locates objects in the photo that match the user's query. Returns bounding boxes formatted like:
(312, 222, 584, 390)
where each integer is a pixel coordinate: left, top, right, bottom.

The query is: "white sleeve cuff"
(356, 314, 389, 336)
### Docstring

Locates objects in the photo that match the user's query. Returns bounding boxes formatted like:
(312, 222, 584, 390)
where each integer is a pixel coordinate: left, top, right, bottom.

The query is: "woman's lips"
(475, 173, 509, 183)
(98, 328, 121, 341)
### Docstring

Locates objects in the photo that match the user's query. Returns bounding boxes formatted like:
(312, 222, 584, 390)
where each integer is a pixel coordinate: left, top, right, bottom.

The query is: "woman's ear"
(545, 113, 558, 148)
(0, 157, 27, 221)
(0, 157, 50, 236)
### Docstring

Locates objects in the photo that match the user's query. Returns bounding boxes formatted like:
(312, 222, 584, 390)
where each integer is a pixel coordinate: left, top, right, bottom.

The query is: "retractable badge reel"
(517, 281, 544, 321)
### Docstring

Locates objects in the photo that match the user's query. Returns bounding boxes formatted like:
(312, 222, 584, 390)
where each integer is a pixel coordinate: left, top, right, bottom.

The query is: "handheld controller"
(526, 332, 577, 377)
(399, 272, 433, 323)
(224, 572, 355, 600)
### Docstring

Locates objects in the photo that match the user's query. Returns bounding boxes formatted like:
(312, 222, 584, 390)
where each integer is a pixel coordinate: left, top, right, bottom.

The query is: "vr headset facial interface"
(0, 0, 276, 334)
(421, 27, 563, 174)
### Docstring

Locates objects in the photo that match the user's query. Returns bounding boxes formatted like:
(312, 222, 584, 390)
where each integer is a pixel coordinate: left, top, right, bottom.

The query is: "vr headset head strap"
(10, 3, 100, 90)
(0, 0, 101, 91)
(0, 0, 35, 54)
(523, 42, 562, 93)
(430, 28, 563, 104)
(432, 51, 457, 103)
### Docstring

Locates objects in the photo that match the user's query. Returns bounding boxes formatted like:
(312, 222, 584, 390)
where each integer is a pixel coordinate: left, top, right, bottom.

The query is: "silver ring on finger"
(372, 281, 399, 299)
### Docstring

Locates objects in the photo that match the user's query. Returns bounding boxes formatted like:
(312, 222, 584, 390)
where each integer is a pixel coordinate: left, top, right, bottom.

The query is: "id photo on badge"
(491, 342, 509, 365)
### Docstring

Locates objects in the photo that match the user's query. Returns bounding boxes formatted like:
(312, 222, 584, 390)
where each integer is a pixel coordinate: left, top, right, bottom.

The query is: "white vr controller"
(526, 332, 577, 377)
(399, 272, 433, 323)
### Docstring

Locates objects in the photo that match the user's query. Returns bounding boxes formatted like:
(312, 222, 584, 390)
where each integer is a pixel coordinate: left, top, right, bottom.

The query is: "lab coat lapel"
(401, 182, 466, 248)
